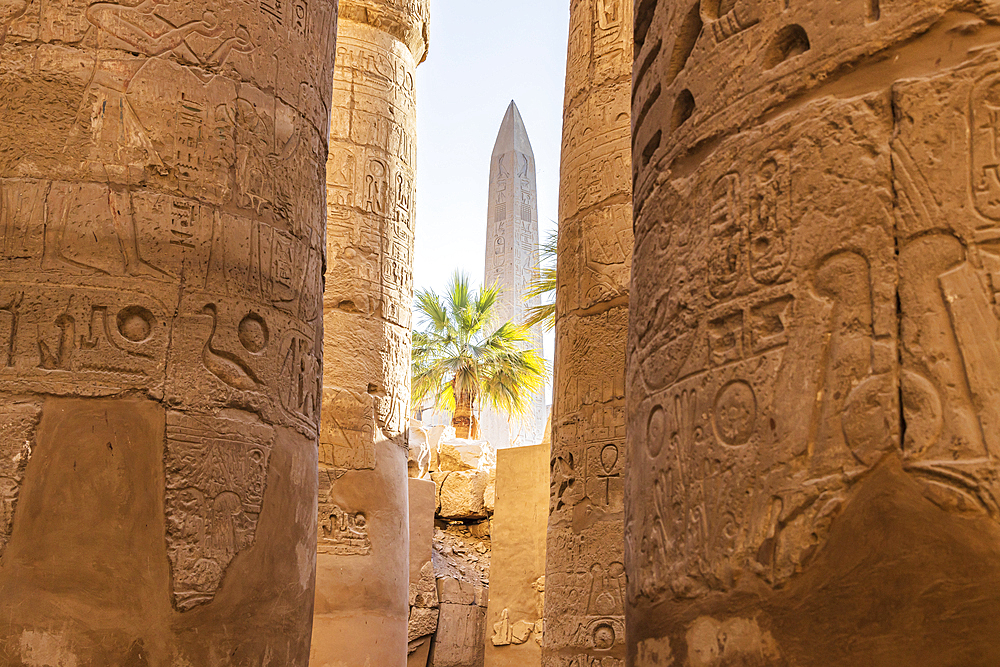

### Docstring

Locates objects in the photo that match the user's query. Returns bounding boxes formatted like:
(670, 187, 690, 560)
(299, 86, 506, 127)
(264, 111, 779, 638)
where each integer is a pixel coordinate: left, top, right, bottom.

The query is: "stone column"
(0, 0, 337, 664)
(544, 0, 633, 666)
(312, 1, 429, 665)
(629, 2, 1000, 665)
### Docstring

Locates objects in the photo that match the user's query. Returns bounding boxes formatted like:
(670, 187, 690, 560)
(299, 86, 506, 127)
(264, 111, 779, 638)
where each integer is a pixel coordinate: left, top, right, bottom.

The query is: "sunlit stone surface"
(629, 1, 1000, 664)
(312, 0, 429, 665)
(0, 0, 339, 663)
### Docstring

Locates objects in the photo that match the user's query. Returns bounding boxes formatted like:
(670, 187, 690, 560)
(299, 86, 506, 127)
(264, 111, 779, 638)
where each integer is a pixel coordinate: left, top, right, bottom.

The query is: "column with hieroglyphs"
(312, 1, 429, 665)
(543, 1, 633, 666)
(0, 0, 338, 663)
(629, 1, 1000, 664)
(481, 102, 547, 449)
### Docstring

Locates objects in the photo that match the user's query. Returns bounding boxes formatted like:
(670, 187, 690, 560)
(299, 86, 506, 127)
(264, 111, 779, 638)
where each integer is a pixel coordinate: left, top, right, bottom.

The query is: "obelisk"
(312, 0, 429, 665)
(629, 1, 1000, 665)
(0, 0, 338, 663)
(482, 102, 547, 449)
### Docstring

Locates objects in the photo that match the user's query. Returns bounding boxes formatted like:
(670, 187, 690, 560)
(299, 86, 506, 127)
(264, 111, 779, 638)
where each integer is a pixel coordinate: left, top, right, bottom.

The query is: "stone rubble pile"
(408, 420, 496, 666)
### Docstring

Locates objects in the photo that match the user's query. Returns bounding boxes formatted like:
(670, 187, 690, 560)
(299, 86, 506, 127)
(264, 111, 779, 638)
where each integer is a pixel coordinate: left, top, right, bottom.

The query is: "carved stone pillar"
(629, 1, 1000, 664)
(312, 1, 428, 665)
(0, 0, 337, 664)
(544, 0, 633, 666)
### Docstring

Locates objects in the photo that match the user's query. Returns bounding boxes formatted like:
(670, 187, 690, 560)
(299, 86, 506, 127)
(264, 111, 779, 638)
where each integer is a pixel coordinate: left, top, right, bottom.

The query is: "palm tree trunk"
(453, 393, 474, 439)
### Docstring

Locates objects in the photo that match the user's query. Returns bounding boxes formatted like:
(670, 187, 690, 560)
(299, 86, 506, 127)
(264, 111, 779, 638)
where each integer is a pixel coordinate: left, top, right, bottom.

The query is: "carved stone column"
(544, 0, 633, 666)
(312, 1, 429, 665)
(629, 1, 1000, 664)
(0, 0, 337, 664)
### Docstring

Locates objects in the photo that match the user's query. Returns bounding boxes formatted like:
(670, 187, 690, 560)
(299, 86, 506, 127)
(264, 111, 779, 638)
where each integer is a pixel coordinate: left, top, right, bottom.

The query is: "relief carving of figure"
(86, 0, 253, 66)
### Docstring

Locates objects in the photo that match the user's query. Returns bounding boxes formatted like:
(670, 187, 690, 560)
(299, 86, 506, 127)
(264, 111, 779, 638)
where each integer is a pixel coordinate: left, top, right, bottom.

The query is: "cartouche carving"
(0, 0, 336, 658)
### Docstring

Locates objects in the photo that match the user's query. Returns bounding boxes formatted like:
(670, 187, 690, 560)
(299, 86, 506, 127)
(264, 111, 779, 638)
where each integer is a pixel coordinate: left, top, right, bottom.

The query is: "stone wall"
(312, 0, 430, 665)
(545, 0, 633, 666)
(628, 1, 1000, 665)
(485, 444, 549, 667)
(409, 479, 439, 667)
(0, 0, 338, 663)
(432, 576, 489, 667)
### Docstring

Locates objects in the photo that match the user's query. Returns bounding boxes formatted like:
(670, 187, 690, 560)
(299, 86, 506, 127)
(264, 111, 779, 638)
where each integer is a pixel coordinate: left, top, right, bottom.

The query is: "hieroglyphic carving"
(625, 0, 1000, 663)
(320, 387, 376, 471)
(559, 658, 624, 667)
(0, 284, 168, 395)
(876, 58, 1000, 532)
(971, 72, 1000, 222)
(318, 504, 371, 556)
(167, 296, 321, 437)
(164, 410, 274, 611)
(628, 96, 896, 609)
(312, 4, 426, 663)
(547, 2, 633, 665)
(0, 0, 336, 658)
(630, 0, 986, 201)
(481, 102, 547, 448)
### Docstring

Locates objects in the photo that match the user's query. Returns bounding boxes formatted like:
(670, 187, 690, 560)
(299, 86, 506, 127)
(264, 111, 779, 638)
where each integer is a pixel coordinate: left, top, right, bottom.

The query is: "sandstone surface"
(485, 444, 549, 667)
(0, 0, 339, 663)
(311, 0, 430, 664)
(545, 1, 633, 666)
(628, 1, 1000, 665)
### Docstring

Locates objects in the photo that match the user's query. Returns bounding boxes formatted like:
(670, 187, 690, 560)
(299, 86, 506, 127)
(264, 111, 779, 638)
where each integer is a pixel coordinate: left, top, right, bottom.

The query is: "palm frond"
(481, 347, 547, 416)
(523, 302, 556, 331)
(521, 229, 557, 331)
(415, 289, 449, 332)
(411, 270, 547, 430)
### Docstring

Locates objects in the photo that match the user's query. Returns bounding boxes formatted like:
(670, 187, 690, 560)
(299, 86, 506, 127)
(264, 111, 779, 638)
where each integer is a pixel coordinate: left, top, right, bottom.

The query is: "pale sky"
(413, 1, 569, 293)
(413, 0, 570, 396)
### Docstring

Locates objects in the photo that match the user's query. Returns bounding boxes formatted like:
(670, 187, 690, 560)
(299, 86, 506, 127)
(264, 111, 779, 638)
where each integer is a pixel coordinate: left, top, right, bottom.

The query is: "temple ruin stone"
(408, 478, 439, 667)
(544, 0, 633, 666)
(629, 2, 1000, 665)
(485, 443, 548, 667)
(312, 0, 429, 665)
(481, 101, 547, 449)
(0, 0, 338, 663)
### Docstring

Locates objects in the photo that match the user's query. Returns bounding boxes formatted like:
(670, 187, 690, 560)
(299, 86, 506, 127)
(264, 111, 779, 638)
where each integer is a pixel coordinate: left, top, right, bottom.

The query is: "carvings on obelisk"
(629, 1, 1000, 664)
(313, 0, 429, 665)
(0, 0, 338, 663)
(544, 0, 632, 665)
(482, 101, 547, 449)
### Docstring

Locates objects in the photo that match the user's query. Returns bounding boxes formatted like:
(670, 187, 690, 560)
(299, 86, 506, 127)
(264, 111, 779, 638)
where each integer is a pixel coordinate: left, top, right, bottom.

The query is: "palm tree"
(523, 229, 557, 331)
(411, 272, 546, 440)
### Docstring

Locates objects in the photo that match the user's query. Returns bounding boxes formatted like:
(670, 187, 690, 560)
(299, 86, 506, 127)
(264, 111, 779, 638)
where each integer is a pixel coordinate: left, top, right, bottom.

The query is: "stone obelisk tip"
(492, 100, 534, 159)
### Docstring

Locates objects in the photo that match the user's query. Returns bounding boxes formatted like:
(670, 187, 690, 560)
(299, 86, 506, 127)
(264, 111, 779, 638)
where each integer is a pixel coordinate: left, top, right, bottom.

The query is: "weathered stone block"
(431, 602, 486, 667)
(438, 576, 477, 606)
(439, 470, 489, 520)
(486, 444, 549, 667)
(409, 607, 441, 642)
(438, 437, 493, 472)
